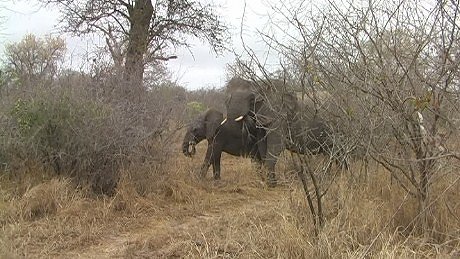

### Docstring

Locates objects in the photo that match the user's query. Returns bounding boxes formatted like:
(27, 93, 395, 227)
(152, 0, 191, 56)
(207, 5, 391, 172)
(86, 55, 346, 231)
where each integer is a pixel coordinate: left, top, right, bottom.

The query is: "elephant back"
(225, 77, 255, 93)
(225, 77, 283, 94)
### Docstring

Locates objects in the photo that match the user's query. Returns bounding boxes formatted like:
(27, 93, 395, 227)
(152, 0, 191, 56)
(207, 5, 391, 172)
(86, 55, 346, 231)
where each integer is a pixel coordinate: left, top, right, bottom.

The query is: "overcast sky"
(0, 0, 280, 90)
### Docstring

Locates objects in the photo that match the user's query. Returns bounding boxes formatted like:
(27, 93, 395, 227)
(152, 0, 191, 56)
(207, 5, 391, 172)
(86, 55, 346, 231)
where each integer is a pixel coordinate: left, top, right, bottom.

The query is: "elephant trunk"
(241, 116, 257, 150)
(182, 132, 197, 157)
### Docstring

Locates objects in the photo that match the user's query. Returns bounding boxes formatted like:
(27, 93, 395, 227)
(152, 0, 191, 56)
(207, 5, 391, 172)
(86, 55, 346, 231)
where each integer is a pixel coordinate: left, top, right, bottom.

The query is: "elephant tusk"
(220, 118, 227, 125)
(187, 141, 196, 156)
(235, 115, 244, 122)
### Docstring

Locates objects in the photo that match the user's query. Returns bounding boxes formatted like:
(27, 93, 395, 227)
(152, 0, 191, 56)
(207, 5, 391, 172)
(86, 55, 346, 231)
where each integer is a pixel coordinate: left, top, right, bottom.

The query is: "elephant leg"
(211, 150, 222, 180)
(329, 145, 349, 171)
(249, 136, 263, 165)
(206, 140, 223, 180)
(334, 156, 349, 171)
(254, 150, 263, 165)
(250, 129, 266, 178)
(200, 143, 213, 178)
(256, 129, 267, 161)
(338, 148, 350, 171)
(264, 130, 285, 187)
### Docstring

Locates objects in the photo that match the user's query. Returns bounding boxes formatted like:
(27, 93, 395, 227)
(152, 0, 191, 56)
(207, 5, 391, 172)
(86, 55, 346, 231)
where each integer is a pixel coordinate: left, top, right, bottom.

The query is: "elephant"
(182, 108, 261, 180)
(224, 77, 345, 186)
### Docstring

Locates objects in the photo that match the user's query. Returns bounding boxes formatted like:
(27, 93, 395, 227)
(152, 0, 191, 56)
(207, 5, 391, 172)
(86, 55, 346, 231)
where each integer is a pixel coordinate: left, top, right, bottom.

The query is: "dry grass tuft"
(17, 178, 73, 221)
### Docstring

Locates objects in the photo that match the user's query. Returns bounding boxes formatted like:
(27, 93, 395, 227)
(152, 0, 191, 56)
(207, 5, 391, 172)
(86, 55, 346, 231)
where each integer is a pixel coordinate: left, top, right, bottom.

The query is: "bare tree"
(3, 34, 66, 88)
(308, 0, 460, 234)
(233, 0, 460, 237)
(332, 0, 457, 232)
(39, 0, 228, 96)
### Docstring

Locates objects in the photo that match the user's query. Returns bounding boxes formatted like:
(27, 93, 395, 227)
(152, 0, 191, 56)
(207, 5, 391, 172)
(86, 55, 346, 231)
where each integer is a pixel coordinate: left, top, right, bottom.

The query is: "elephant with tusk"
(225, 77, 348, 186)
(182, 108, 262, 180)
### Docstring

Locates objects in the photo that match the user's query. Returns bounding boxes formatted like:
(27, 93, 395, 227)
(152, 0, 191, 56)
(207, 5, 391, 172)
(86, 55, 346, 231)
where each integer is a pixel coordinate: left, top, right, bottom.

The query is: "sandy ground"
(58, 150, 293, 258)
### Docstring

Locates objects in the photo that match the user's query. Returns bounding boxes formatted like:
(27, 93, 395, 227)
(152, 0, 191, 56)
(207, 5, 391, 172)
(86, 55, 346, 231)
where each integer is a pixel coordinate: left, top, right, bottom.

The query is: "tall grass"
(1, 150, 459, 257)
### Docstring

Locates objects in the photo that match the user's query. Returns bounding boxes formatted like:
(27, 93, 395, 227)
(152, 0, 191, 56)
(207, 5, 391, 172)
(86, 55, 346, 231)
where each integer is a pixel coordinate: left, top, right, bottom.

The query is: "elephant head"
(182, 108, 223, 157)
(225, 91, 256, 121)
(225, 86, 299, 128)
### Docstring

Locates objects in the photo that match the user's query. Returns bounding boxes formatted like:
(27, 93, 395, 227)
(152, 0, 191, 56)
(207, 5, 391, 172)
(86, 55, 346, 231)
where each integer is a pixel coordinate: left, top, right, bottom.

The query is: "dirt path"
(66, 184, 288, 258)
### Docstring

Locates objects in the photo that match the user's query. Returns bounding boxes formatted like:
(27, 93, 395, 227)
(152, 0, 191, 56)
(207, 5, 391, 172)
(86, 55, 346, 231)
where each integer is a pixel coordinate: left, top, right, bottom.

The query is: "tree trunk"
(418, 156, 435, 236)
(123, 0, 153, 99)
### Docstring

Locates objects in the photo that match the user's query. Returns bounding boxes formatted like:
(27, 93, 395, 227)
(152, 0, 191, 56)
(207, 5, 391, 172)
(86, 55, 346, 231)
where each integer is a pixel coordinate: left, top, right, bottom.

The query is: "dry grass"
(0, 144, 459, 258)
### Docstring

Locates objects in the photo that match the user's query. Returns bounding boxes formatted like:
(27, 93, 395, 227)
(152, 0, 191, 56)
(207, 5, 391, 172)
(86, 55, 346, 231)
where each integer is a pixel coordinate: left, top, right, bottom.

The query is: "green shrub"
(186, 101, 207, 120)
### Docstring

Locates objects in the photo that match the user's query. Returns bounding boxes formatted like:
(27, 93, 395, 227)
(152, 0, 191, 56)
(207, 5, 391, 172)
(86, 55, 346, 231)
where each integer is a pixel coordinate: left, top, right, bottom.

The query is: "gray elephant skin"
(182, 108, 261, 179)
(225, 77, 343, 186)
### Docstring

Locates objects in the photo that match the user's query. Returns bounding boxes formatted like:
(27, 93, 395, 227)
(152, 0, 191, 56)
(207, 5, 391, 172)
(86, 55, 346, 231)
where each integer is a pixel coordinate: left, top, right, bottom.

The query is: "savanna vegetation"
(1, 0, 459, 258)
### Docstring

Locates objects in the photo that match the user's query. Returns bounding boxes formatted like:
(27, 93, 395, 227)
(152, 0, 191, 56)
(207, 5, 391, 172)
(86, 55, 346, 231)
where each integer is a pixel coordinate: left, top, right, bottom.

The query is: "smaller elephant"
(182, 108, 261, 179)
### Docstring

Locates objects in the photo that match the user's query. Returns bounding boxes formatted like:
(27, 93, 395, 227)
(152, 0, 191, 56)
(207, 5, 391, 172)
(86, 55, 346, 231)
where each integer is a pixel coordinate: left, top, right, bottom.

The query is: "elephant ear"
(204, 109, 224, 139)
(282, 92, 299, 112)
(224, 94, 232, 110)
(253, 93, 275, 126)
